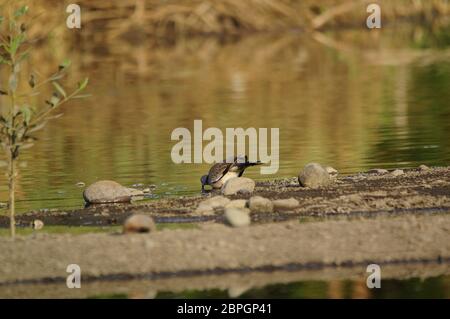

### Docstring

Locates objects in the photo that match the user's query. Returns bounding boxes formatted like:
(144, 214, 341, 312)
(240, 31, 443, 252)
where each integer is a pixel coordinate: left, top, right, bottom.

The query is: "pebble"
(221, 177, 255, 196)
(31, 219, 44, 230)
(419, 164, 430, 171)
(248, 196, 274, 213)
(391, 169, 404, 177)
(272, 198, 300, 210)
(225, 199, 248, 209)
(123, 214, 156, 234)
(224, 208, 251, 227)
(298, 163, 331, 188)
(195, 196, 231, 215)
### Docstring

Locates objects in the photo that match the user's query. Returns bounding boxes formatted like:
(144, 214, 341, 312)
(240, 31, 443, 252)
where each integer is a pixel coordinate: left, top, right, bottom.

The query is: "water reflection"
(0, 25, 449, 212)
(152, 276, 450, 299)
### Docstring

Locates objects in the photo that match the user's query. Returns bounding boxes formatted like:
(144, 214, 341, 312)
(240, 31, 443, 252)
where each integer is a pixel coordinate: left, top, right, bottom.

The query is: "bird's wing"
(208, 162, 232, 183)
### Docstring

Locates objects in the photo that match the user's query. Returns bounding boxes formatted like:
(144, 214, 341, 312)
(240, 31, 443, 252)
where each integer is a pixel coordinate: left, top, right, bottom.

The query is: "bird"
(200, 155, 261, 190)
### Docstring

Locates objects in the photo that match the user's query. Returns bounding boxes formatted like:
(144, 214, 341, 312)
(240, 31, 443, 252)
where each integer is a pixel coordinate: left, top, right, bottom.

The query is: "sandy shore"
(0, 214, 449, 285)
(0, 166, 449, 289)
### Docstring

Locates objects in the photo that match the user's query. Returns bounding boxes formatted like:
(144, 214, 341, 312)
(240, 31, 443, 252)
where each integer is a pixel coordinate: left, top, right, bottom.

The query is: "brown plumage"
(200, 156, 260, 190)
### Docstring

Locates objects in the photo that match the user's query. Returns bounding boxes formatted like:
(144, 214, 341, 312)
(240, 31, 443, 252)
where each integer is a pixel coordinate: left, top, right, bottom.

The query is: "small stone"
(195, 203, 215, 215)
(368, 169, 389, 175)
(419, 164, 430, 171)
(83, 180, 135, 204)
(325, 166, 338, 178)
(391, 169, 404, 177)
(298, 163, 331, 188)
(31, 219, 44, 230)
(195, 196, 231, 215)
(200, 196, 231, 208)
(143, 188, 151, 193)
(249, 196, 273, 213)
(221, 177, 255, 196)
(272, 198, 299, 210)
(224, 208, 251, 227)
(123, 214, 156, 234)
(76, 182, 85, 187)
(225, 199, 248, 209)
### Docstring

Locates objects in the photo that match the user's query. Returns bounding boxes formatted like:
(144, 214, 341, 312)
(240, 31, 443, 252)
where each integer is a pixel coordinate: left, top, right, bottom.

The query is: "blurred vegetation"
(0, 3, 89, 235)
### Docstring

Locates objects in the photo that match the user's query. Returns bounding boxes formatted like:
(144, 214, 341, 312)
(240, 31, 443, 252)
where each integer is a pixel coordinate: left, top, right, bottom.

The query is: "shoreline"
(0, 166, 448, 289)
(0, 214, 449, 284)
(1, 166, 449, 228)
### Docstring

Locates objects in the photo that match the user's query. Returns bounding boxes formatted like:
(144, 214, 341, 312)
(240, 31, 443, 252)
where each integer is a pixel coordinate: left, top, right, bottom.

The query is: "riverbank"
(2, 166, 450, 227)
(0, 166, 449, 287)
(0, 214, 448, 286)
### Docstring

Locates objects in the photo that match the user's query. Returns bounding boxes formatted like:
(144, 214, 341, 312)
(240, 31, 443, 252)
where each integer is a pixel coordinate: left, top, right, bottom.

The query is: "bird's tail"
(236, 159, 262, 168)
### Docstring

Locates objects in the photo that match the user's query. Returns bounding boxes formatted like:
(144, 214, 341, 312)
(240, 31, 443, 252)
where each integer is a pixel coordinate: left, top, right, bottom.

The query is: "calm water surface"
(0, 26, 449, 212)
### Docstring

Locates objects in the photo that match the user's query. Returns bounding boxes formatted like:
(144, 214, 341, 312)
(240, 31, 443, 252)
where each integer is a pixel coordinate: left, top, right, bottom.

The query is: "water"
(3, 274, 447, 299)
(153, 276, 450, 299)
(0, 26, 449, 213)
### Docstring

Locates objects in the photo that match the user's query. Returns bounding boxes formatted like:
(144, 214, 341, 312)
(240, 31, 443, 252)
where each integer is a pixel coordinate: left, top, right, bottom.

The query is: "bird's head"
(200, 175, 208, 186)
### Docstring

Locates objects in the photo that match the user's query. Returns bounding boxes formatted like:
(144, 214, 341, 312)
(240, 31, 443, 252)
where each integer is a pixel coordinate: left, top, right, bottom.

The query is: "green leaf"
(17, 48, 31, 63)
(78, 77, 89, 90)
(49, 94, 60, 107)
(14, 6, 29, 17)
(72, 93, 91, 99)
(58, 59, 71, 71)
(20, 106, 32, 125)
(52, 81, 67, 98)
(20, 143, 34, 150)
(28, 121, 47, 133)
(10, 33, 25, 56)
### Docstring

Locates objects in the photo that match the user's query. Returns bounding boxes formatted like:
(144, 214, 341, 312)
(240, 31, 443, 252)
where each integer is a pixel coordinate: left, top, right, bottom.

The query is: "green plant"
(0, 4, 89, 237)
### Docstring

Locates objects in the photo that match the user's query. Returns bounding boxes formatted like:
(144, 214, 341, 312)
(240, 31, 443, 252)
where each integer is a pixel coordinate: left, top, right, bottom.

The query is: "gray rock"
(224, 208, 251, 227)
(221, 177, 255, 196)
(272, 198, 299, 210)
(123, 214, 156, 234)
(225, 199, 248, 209)
(419, 164, 430, 171)
(83, 180, 137, 204)
(298, 163, 331, 188)
(248, 196, 273, 213)
(368, 169, 389, 175)
(195, 196, 231, 215)
(391, 169, 404, 177)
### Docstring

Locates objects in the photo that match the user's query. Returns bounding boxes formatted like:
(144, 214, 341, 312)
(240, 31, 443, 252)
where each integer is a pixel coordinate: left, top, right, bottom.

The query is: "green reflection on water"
(88, 275, 450, 299)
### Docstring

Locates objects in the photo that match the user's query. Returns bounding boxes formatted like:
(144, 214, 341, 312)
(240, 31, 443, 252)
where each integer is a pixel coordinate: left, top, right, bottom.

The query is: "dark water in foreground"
(90, 275, 450, 299)
(0, 25, 449, 213)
